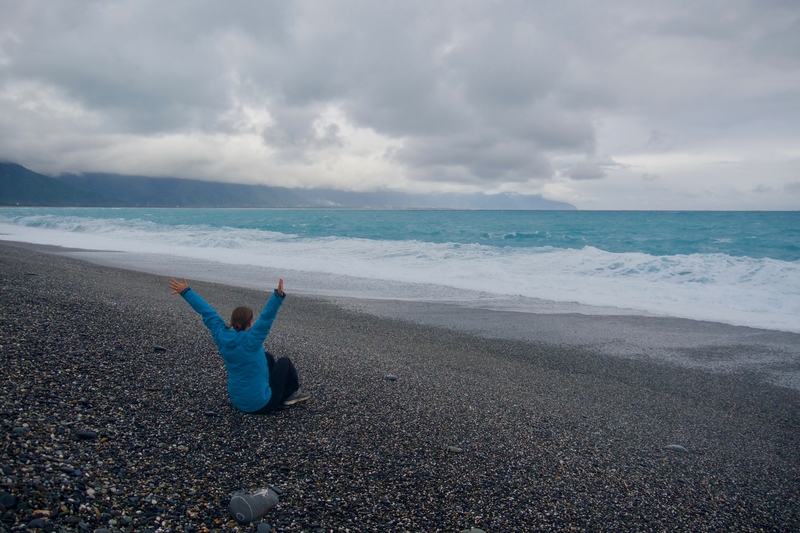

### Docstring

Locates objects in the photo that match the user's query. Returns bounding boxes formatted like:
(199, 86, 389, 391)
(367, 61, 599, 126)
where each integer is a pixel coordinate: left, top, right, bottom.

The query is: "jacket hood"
(217, 328, 247, 347)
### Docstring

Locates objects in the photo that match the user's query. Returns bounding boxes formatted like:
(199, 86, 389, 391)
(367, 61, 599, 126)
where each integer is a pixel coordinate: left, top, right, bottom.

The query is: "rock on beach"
(74, 429, 98, 440)
(1, 242, 799, 532)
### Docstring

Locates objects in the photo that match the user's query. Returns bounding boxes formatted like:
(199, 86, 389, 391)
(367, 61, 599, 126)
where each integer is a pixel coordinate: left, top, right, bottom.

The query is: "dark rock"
(257, 522, 271, 533)
(68, 349, 86, 355)
(74, 429, 98, 440)
(27, 517, 45, 529)
(64, 516, 81, 525)
(152, 345, 167, 353)
(11, 427, 30, 436)
(0, 492, 15, 509)
(446, 446, 463, 453)
(385, 374, 398, 381)
(60, 466, 75, 474)
(269, 485, 282, 495)
(203, 411, 218, 417)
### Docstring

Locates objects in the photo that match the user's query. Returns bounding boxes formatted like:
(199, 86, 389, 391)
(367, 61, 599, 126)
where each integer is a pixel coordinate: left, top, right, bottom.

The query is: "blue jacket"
(181, 287, 285, 412)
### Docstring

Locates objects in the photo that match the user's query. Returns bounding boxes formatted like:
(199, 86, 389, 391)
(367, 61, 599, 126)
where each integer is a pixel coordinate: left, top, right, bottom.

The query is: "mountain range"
(0, 161, 575, 210)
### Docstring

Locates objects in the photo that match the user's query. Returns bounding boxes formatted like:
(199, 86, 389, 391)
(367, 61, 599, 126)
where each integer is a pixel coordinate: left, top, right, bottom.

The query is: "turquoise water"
(1, 208, 798, 331)
(3, 208, 798, 259)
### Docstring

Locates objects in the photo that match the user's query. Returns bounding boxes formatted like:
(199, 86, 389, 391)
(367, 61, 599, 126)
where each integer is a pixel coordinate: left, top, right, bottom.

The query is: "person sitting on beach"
(168, 277, 310, 413)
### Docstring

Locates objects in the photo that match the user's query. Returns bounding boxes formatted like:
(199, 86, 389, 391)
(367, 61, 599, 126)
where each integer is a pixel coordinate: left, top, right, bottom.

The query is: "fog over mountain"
(1, 162, 574, 209)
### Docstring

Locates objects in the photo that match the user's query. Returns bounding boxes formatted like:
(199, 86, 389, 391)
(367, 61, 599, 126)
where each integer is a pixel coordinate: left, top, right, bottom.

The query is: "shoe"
(283, 390, 311, 406)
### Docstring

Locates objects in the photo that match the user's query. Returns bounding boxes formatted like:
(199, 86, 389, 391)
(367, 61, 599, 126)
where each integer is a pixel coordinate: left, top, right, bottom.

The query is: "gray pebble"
(152, 345, 167, 353)
(11, 427, 30, 436)
(385, 374, 398, 381)
(663, 444, 689, 453)
(257, 523, 271, 533)
(269, 485, 282, 495)
(461, 529, 486, 533)
(68, 349, 86, 355)
(447, 446, 463, 453)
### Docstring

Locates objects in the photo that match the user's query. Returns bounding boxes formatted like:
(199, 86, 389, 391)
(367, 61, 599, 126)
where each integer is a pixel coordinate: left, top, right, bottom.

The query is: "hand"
(169, 278, 189, 295)
(277, 278, 285, 297)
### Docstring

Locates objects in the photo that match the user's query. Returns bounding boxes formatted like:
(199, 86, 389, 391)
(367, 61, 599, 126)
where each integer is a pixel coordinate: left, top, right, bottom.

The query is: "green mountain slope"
(0, 162, 109, 206)
(1, 162, 576, 209)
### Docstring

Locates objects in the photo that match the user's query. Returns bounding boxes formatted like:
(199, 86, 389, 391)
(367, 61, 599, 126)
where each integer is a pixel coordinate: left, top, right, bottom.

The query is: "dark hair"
(230, 306, 254, 331)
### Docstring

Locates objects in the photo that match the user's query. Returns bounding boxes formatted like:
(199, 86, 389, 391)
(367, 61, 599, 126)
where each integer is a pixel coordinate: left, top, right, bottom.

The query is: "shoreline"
(4, 238, 800, 391)
(1, 242, 799, 531)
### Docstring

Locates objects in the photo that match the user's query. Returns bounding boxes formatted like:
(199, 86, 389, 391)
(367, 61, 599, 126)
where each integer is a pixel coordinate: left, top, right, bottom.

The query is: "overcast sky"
(1, 0, 799, 209)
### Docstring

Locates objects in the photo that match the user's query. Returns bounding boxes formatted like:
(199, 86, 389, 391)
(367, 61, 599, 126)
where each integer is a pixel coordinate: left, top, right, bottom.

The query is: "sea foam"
(1, 211, 798, 333)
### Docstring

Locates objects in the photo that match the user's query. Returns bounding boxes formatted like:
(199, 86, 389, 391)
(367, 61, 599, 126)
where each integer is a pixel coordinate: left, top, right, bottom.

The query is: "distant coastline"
(0, 161, 576, 210)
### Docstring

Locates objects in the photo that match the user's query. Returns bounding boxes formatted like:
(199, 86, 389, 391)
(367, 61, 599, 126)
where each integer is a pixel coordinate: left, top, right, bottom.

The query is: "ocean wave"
(1, 212, 798, 332)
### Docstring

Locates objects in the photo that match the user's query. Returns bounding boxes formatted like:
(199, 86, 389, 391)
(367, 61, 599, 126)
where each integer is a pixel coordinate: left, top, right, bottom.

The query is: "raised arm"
(242, 279, 286, 349)
(168, 278, 227, 338)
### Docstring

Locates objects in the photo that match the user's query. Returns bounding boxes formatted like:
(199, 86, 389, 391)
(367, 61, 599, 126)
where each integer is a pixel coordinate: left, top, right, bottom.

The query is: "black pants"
(252, 351, 300, 414)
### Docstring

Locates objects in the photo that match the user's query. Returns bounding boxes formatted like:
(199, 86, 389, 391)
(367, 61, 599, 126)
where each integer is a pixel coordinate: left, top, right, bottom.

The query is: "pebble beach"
(1, 242, 799, 532)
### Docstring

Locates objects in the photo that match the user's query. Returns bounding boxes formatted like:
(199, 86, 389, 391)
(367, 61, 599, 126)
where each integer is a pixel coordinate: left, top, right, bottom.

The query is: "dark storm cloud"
(0, 0, 599, 184)
(1, 0, 799, 204)
(2, 2, 303, 136)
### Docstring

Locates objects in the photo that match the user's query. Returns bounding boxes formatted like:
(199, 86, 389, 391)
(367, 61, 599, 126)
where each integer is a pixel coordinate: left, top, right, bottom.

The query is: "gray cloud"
(0, 0, 798, 207)
(565, 161, 607, 181)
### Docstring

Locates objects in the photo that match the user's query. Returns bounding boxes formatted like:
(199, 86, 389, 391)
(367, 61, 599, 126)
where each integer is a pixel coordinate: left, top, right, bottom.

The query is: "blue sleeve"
(181, 288, 227, 339)
(242, 289, 285, 350)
